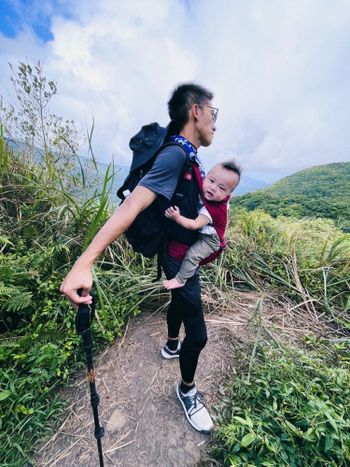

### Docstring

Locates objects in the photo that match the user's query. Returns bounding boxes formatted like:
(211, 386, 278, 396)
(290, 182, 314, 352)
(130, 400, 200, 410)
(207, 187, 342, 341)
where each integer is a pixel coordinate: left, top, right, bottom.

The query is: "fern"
(0, 282, 33, 314)
(6, 291, 33, 313)
(0, 235, 14, 249)
(0, 282, 14, 296)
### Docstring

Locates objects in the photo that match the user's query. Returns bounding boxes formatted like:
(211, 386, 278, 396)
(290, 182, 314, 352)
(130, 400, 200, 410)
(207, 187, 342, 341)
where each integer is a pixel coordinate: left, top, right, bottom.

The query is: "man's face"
(195, 101, 217, 147)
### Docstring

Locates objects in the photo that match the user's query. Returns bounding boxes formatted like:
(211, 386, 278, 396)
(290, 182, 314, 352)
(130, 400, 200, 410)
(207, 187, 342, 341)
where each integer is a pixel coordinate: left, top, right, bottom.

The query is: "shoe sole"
(176, 384, 212, 435)
(161, 348, 180, 359)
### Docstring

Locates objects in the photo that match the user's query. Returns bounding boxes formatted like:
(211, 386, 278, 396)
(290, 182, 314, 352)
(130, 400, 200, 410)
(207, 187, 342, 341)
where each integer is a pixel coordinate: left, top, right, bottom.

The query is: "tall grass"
(210, 209, 350, 326)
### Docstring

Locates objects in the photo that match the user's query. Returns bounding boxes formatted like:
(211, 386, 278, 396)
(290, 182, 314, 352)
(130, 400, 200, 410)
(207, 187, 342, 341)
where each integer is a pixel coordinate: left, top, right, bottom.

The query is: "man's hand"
(60, 262, 93, 309)
(165, 206, 181, 221)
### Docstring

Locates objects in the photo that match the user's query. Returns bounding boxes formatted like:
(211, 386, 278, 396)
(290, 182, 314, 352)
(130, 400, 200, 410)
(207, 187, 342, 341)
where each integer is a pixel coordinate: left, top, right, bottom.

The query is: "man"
(60, 83, 218, 434)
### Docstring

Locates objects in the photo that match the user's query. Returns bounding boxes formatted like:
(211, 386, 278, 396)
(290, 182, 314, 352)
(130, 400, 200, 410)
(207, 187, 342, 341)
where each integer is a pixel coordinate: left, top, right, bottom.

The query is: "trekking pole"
(75, 291, 105, 467)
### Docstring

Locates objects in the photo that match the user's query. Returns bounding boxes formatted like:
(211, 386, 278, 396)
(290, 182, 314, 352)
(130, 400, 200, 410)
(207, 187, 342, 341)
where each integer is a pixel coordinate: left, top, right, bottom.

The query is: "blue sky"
(0, 0, 349, 183)
(0, 0, 74, 41)
(1, 0, 50, 40)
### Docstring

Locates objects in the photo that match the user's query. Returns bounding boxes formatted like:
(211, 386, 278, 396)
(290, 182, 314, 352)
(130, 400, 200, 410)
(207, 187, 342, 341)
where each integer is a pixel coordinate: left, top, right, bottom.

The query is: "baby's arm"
(165, 206, 210, 230)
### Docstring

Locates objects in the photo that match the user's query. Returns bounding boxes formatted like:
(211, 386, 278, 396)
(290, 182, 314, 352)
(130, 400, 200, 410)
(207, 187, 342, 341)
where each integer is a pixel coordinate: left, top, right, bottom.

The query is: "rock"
(106, 408, 127, 431)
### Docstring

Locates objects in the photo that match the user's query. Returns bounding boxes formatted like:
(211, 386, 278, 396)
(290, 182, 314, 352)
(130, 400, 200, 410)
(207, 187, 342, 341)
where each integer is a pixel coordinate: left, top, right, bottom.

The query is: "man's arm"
(60, 186, 157, 306)
(165, 206, 210, 231)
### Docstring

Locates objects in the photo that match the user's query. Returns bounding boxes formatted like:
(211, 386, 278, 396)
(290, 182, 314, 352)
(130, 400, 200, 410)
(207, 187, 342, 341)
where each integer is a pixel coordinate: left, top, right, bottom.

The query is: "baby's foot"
(163, 278, 185, 290)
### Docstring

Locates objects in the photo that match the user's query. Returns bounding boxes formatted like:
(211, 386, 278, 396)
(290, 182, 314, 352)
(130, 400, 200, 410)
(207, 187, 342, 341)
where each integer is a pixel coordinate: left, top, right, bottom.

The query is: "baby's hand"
(165, 206, 180, 220)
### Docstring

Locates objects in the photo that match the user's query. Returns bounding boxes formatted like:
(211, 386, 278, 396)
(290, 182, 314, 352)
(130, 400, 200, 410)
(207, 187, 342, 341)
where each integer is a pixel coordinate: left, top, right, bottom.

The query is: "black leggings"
(161, 252, 207, 383)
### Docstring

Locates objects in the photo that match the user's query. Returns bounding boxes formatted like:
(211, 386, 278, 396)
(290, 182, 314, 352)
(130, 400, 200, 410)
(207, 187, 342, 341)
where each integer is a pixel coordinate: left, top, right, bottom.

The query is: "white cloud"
(0, 0, 349, 181)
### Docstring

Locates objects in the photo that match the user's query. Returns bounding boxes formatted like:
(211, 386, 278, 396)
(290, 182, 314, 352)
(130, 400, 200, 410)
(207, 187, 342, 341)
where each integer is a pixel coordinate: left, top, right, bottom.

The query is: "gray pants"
(175, 232, 221, 284)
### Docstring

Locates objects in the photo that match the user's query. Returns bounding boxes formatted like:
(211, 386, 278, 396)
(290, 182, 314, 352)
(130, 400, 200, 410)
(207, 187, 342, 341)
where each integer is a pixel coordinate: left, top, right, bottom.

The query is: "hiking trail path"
(36, 290, 329, 467)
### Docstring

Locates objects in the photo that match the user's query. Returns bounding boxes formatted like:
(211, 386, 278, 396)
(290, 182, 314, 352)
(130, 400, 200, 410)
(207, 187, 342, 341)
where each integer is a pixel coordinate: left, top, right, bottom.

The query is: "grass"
(215, 209, 350, 326)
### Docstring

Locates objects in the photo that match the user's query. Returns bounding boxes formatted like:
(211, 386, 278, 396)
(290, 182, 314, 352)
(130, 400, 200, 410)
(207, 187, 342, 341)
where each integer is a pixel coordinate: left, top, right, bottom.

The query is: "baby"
(163, 160, 240, 290)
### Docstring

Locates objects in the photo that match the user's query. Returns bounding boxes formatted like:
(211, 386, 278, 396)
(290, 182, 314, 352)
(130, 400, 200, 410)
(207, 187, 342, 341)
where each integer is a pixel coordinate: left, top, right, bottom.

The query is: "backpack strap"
(192, 164, 204, 192)
(152, 142, 192, 281)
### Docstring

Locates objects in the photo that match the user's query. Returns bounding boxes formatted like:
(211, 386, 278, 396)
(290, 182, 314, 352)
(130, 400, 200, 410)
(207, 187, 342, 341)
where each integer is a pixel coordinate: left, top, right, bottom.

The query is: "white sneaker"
(161, 341, 181, 359)
(176, 383, 213, 434)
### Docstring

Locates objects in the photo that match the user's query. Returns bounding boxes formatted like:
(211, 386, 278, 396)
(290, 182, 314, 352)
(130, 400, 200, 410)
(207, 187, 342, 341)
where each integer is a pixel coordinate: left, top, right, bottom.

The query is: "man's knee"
(197, 334, 208, 350)
(189, 331, 207, 351)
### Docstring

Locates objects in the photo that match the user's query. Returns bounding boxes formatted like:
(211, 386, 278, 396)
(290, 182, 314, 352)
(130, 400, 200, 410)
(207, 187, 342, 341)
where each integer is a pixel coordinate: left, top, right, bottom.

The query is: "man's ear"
(191, 103, 200, 121)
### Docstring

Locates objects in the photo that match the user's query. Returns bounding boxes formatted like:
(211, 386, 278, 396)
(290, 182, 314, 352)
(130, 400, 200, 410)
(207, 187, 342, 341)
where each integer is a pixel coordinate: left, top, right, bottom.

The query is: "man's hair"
(168, 83, 214, 132)
(220, 160, 242, 190)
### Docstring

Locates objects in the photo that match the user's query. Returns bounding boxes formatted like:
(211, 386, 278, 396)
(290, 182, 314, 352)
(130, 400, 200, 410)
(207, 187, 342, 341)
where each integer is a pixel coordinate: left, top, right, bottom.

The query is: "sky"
(0, 0, 349, 183)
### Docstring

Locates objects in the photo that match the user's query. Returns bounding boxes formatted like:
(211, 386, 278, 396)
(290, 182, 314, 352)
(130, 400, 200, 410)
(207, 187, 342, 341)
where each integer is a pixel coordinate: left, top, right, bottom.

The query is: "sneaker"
(176, 383, 213, 434)
(161, 341, 181, 359)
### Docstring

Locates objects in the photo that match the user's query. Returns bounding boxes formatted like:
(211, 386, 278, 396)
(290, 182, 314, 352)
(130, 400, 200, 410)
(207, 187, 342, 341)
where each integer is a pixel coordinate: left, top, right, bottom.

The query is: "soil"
(35, 289, 340, 467)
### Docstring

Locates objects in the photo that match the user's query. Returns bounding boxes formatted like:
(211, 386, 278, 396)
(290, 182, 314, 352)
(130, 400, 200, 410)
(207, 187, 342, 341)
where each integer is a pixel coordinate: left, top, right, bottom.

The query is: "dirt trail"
(36, 288, 335, 466)
(36, 302, 240, 466)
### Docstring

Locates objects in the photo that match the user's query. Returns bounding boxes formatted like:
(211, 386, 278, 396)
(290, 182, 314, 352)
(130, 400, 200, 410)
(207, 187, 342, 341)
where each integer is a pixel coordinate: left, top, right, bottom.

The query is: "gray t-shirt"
(138, 144, 187, 200)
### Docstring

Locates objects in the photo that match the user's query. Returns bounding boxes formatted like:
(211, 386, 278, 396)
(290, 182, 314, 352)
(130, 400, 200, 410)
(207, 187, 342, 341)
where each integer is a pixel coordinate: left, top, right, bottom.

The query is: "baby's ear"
(231, 179, 240, 192)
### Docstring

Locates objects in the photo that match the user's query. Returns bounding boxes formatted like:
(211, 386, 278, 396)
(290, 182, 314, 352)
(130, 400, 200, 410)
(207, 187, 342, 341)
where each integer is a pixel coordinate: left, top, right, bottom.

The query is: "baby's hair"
(220, 159, 242, 179)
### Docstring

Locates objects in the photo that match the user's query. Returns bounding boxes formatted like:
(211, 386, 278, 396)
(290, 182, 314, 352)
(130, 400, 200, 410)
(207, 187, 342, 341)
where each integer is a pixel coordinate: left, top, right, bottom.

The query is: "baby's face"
(202, 165, 239, 202)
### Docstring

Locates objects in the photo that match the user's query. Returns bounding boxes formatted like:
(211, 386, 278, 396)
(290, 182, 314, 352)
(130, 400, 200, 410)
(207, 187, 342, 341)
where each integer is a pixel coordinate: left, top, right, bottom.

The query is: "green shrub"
(0, 246, 144, 465)
(211, 346, 350, 466)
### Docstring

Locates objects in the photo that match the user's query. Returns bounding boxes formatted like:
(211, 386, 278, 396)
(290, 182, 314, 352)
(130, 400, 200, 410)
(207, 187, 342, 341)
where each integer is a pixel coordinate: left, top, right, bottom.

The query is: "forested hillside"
(232, 162, 350, 231)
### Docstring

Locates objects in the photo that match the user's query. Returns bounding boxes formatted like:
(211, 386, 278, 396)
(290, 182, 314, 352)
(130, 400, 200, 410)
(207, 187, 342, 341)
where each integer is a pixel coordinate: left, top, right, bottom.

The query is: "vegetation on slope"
(0, 135, 158, 465)
(207, 209, 350, 325)
(0, 63, 160, 465)
(206, 209, 350, 466)
(210, 343, 350, 466)
(231, 162, 350, 231)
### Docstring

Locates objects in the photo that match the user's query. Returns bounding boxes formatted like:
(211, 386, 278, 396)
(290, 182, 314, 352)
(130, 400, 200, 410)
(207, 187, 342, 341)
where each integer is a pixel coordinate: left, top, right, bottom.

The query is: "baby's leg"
(163, 235, 216, 290)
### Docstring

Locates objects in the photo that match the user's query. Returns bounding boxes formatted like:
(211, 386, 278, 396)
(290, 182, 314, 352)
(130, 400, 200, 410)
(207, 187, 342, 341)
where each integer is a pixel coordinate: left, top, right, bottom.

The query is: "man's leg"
(176, 278, 207, 385)
(160, 293, 183, 359)
(161, 251, 213, 433)
(161, 252, 207, 378)
(166, 294, 183, 339)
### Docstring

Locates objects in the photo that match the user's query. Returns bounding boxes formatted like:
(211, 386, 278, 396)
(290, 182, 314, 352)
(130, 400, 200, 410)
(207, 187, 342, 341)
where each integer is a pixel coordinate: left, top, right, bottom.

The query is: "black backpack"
(117, 122, 192, 258)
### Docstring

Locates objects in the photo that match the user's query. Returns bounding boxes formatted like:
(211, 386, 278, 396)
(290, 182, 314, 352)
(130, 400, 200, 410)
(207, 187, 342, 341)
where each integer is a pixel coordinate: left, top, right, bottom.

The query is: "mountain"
(231, 162, 350, 231)
(93, 160, 129, 202)
(6, 138, 128, 203)
(234, 174, 268, 195)
(6, 138, 268, 199)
